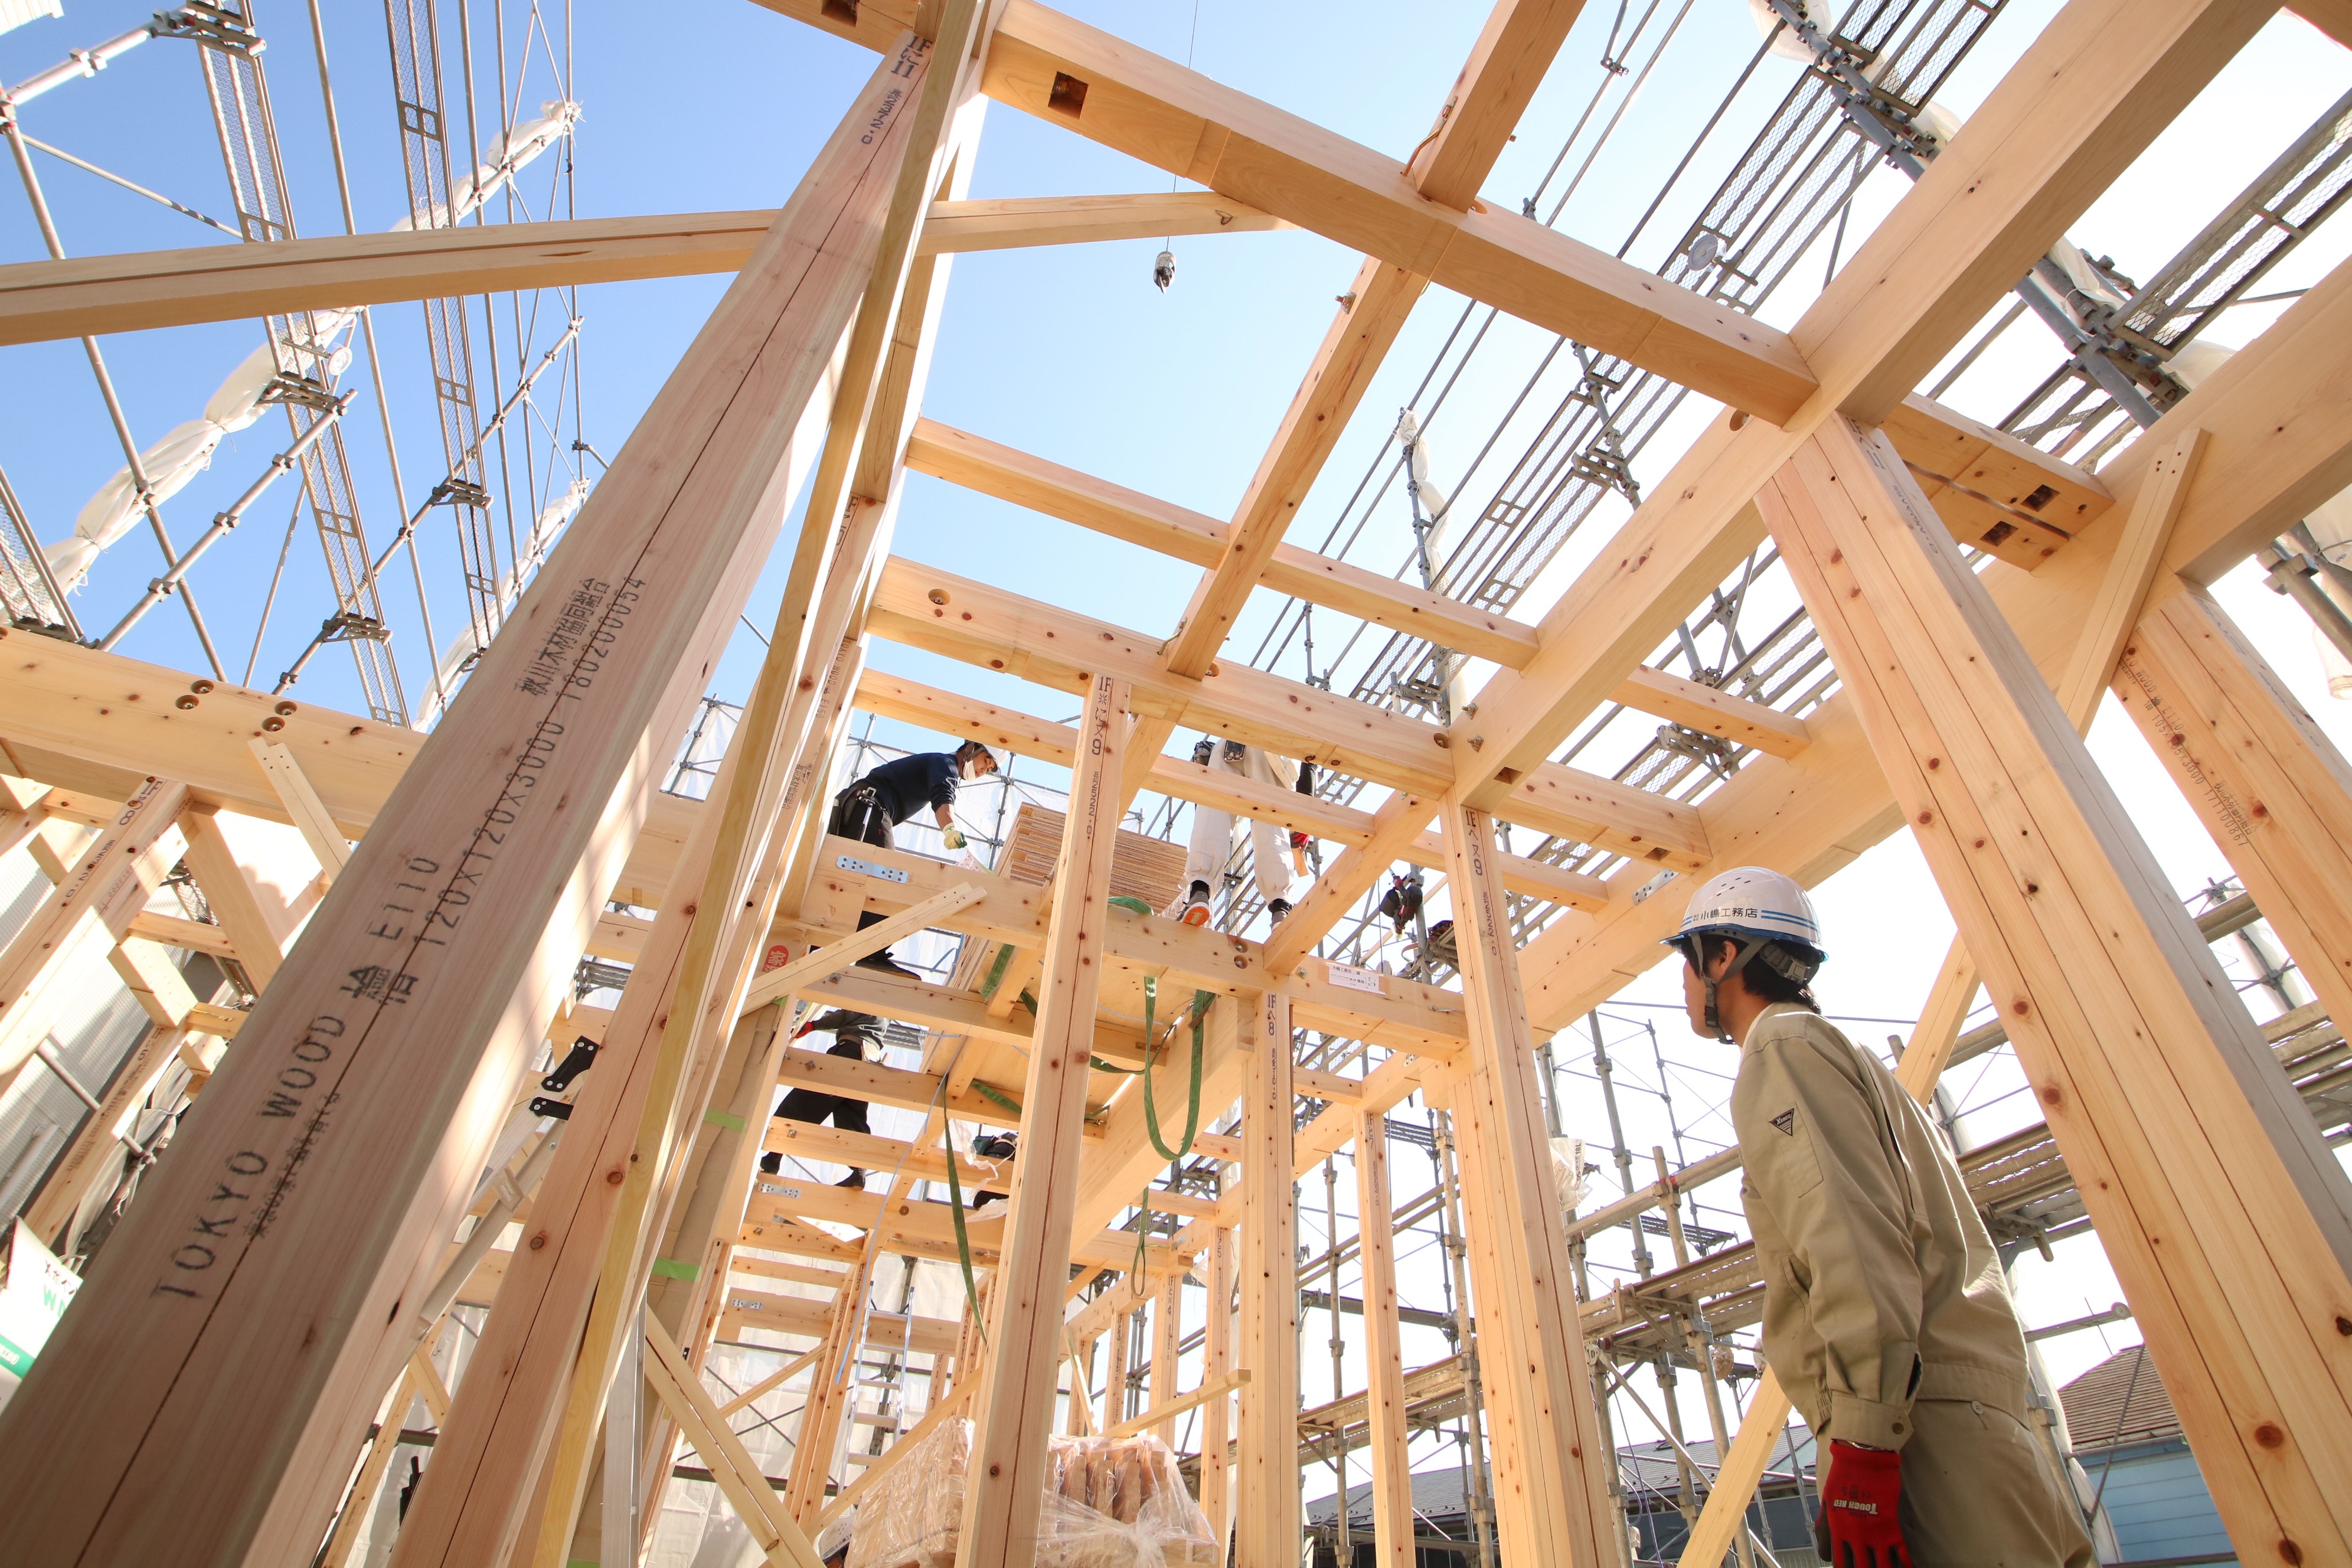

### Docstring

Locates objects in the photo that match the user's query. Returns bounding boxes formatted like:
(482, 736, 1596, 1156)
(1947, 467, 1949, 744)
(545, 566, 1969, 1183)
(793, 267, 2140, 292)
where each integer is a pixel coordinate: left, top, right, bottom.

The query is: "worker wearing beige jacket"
(1667, 868, 2093, 1568)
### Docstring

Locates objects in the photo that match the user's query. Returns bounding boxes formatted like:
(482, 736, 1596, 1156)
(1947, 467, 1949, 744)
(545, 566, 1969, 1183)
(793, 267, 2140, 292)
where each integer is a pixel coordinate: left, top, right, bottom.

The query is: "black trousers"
(774, 1086, 870, 1137)
(829, 786, 896, 936)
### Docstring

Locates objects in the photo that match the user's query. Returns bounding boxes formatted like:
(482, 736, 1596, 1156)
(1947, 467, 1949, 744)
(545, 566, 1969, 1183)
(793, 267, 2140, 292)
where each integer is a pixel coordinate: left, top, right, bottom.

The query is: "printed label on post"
(1324, 961, 1385, 995)
(835, 854, 909, 884)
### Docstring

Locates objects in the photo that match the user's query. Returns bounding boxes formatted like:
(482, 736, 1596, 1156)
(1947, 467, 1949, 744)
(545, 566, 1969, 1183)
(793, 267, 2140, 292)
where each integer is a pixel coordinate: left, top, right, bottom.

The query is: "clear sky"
(6, 0, 2351, 1471)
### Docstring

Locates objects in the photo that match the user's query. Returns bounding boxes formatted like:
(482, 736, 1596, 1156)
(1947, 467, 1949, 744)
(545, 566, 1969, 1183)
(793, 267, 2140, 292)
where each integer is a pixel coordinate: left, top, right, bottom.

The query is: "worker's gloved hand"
(942, 826, 967, 850)
(1818, 1441, 1912, 1568)
(1191, 737, 1216, 766)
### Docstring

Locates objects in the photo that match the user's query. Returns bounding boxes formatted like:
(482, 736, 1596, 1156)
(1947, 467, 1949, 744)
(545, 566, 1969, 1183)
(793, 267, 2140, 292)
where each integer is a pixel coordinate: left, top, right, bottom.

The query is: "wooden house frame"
(2, 1, 2351, 1564)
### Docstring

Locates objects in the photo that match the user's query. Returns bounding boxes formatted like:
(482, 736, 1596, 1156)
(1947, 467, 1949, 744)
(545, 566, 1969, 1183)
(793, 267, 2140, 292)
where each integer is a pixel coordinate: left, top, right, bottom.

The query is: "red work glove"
(1818, 1440, 1912, 1568)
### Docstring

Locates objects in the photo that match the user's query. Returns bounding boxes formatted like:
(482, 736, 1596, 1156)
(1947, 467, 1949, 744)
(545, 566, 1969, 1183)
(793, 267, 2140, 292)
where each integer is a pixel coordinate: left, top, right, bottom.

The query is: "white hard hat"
(1667, 867, 1824, 958)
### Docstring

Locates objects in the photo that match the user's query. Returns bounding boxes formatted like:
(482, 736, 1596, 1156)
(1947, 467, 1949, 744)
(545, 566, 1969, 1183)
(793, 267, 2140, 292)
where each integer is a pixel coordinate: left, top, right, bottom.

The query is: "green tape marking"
(702, 1109, 747, 1132)
(650, 1257, 699, 1281)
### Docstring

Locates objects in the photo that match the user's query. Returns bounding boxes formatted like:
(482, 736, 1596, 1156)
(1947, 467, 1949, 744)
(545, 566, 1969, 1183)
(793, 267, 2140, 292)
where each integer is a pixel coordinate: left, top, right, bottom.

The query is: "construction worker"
(758, 1010, 884, 1187)
(1177, 736, 1302, 926)
(827, 738, 998, 975)
(1665, 868, 2094, 1568)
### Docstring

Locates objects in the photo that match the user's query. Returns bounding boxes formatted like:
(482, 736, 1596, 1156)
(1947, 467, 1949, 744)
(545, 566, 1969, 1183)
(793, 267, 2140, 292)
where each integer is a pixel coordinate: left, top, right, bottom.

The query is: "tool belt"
(828, 783, 892, 847)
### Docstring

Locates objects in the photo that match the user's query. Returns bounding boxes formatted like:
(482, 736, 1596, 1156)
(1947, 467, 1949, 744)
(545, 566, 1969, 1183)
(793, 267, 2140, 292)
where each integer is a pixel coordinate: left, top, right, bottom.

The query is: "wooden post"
(1354, 1108, 1413, 1568)
(1103, 1306, 1133, 1433)
(1758, 413, 2352, 1564)
(0, 776, 188, 1095)
(784, 1248, 881, 1521)
(1233, 987, 1299, 1568)
(2115, 581, 2352, 1034)
(1439, 797, 1619, 1568)
(1198, 1224, 1236, 1541)
(1151, 1265, 1183, 1448)
(0, 41, 932, 1565)
(956, 672, 1129, 1568)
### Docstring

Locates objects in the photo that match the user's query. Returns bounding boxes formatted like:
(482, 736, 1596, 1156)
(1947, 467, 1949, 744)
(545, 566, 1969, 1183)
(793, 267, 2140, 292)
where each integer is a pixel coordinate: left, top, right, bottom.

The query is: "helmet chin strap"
(1693, 936, 1766, 1043)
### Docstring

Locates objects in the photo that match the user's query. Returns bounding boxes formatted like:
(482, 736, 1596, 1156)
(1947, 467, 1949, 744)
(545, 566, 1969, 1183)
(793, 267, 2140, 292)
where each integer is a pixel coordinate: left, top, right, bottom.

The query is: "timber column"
(1439, 797, 1619, 1568)
(1759, 413, 2352, 1564)
(1233, 985, 1299, 1568)
(2115, 580, 2352, 1031)
(957, 674, 1129, 1567)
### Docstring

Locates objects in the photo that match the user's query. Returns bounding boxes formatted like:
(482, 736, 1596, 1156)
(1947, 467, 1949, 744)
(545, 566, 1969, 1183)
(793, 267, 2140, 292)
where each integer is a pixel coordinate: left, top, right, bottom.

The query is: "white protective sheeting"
(420, 476, 592, 720)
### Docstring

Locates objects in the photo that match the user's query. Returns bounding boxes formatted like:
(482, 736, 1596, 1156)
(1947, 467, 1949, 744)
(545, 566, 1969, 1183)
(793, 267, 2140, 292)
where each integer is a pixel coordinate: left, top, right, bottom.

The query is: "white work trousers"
(1183, 742, 1296, 905)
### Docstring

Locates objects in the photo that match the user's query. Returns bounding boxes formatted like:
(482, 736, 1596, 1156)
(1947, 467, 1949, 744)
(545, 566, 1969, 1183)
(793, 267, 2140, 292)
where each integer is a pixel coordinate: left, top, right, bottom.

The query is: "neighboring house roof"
(2061, 1345, 2183, 1452)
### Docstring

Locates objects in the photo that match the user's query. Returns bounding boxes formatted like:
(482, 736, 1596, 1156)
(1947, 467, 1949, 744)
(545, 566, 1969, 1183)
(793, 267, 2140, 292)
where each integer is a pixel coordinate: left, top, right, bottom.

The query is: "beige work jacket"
(1733, 1002, 2029, 1451)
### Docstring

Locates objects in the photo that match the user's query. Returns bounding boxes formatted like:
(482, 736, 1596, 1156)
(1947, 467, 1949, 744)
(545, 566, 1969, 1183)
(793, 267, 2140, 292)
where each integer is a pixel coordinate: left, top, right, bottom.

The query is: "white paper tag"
(1324, 961, 1385, 995)
(836, 854, 909, 884)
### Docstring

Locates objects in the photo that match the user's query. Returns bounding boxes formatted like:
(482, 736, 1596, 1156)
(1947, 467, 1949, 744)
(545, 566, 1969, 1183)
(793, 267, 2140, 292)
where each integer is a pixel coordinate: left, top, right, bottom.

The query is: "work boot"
(837, 1168, 867, 1189)
(855, 948, 918, 978)
(758, 1151, 781, 1177)
(1181, 880, 1212, 927)
(1267, 897, 1292, 926)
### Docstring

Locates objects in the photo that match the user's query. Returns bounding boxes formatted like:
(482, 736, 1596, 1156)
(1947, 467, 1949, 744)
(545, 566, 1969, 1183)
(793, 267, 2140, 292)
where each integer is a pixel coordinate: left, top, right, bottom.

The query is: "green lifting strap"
(1109, 895, 1153, 916)
(974, 1079, 1023, 1116)
(1139, 978, 1209, 1164)
(979, 942, 1017, 1000)
(943, 1135, 988, 1347)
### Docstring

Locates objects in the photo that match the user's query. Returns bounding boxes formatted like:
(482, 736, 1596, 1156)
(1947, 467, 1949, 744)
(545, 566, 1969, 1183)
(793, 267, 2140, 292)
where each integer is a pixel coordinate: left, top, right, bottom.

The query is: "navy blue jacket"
(858, 752, 959, 826)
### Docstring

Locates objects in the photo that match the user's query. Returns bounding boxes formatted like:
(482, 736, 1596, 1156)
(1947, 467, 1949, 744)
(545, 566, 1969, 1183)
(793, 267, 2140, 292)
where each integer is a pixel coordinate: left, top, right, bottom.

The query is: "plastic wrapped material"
(848, 1419, 1218, 1568)
(1549, 1135, 1589, 1217)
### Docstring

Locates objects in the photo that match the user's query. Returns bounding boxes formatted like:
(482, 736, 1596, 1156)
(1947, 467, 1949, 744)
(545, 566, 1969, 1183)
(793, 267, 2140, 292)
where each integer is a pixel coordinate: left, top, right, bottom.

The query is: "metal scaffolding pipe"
(97, 391, 354, 651)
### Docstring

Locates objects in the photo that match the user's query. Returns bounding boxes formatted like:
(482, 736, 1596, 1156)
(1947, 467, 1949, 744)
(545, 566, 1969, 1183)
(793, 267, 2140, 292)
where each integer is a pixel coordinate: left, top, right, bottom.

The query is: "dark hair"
(1700, 933, 1821, 1011)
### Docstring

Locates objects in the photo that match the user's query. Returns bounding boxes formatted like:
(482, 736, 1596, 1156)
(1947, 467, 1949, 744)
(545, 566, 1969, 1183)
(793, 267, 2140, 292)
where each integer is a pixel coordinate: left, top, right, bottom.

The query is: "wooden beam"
(0, 44, 927, 1564)
(1438, 798, 1617, 1566)
(0, 633, 694, 910)
(1354, 1108, 1414, 1568)
(1106, 1367, 1250, 1440)
(1148, 1263, 1182, 1446)
(2115, 583, 2352, 1050)
(958, 674, 1130, 1568)
(0, 195, 1278, 348)
(971, 3, 1815, 422)
(1759, 413, 2352, 1563)
(904, 419, 1543, 669)
(851, 669, 1612, 910)
(642, 1314, 824, 1568)
(248, 737, 350, 879)
(1445, 0, 2269, 813)
(867, 557, 1706, 865)
(919, 190, 1288, 252)
(0, 776, 187, 1095)
(2053, 427, 2206, 721)
(1198, 1223, 1236, 1547)
(1233, 987, 1301, 1568)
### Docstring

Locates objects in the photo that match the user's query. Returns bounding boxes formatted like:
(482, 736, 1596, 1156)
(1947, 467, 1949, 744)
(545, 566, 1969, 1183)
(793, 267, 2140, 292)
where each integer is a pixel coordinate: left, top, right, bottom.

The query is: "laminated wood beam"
(0, 44, 926, 1566)
(966, 3, 1815, 423)
(2115, 584, 2352, 1047)
(1148, 1266, 1182, 1446)
(866, 557, 1704, 864)
(851, 669, 1612, 909)
(903, 419, 1543, 669)
(1759, 414, 2352, 1563)
(1354, 1107, 1414, 1568)
(0, 194, 1271, 348)
(1445, 0, 2268, 814)
(0, 776, 188, 1097)
(1198, 1224, 1236, 1546)
(958, 674, 1130, 1567)
(1437, 798, 1617, 1567)
(1233, 987, 1301, 1568)
(0, 633, 696, 909)
(1520, 236, 2352, 1035)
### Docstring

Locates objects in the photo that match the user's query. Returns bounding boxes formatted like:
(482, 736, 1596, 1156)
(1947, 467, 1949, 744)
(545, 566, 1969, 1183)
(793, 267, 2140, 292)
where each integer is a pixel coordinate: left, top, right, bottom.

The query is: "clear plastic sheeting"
(1550, 1135, 1589, 1217)
(847, 1418, 1219, 1568)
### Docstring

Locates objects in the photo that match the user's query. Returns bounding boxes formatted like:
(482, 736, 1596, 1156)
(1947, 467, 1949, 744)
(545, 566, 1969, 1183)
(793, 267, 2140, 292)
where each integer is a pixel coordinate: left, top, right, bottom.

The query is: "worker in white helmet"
(1666, 867, 2093, 1568)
